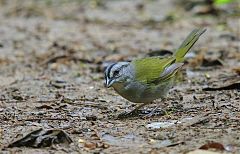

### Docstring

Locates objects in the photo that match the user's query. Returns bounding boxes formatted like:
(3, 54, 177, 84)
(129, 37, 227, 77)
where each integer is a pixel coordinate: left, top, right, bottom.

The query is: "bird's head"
(104, 62, 130, 88)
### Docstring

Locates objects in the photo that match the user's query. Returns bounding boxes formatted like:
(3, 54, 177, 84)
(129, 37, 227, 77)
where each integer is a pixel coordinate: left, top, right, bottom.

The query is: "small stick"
(18, 117, 69, 121)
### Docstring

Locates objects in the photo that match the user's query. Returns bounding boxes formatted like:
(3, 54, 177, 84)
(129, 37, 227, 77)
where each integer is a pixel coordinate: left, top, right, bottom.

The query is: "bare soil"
(0, 0, 239, 153)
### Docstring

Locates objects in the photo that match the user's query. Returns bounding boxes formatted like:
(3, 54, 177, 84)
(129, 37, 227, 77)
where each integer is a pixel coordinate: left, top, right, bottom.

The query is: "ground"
(0, 0, 239, 153)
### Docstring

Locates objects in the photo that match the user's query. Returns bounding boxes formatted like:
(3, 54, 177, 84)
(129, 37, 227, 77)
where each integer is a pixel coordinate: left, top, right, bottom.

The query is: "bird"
(104, 28, 206, 118)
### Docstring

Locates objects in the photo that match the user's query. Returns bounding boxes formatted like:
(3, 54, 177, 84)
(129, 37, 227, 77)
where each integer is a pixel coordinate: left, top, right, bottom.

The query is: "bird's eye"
(113, 70, 120, 77)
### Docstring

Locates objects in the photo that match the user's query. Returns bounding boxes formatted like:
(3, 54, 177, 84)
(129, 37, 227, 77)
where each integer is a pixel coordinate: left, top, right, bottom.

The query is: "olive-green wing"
(132, 28, 206, 85)
(132, 57, 175, 84)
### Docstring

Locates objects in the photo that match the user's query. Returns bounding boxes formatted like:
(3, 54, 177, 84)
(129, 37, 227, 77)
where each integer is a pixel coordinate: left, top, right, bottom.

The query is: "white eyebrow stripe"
(105, 63, 116, 79)
(105, 62, 130, 80)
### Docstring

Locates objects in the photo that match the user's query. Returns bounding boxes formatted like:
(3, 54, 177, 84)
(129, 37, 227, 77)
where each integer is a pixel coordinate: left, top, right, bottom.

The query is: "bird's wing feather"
(132, 57, 175, 84)
(175, 28, 206, 62)
(152, 63, 184, 84)
(132, 28, 206, 85)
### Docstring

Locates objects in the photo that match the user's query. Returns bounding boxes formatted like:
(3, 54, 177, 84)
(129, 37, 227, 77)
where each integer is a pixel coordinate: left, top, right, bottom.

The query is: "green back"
(132, 28, 206, 84)
(133, 57, 175, 84)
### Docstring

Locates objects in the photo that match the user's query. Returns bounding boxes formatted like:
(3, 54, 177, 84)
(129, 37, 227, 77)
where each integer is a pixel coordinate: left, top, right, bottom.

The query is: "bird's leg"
(128, 102, 151, 115)
(143, 98, 167, 118)
(117, 102, 151, 119)
(142, 104, 161, 118)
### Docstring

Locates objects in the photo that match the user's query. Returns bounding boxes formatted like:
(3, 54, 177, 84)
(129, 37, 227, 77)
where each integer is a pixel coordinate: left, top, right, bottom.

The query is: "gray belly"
(112, 80, 173, 103)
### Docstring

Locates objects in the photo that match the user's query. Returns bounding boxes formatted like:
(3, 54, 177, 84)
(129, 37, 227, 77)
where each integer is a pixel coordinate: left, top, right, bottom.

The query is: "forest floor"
(0, 0, 239, 153)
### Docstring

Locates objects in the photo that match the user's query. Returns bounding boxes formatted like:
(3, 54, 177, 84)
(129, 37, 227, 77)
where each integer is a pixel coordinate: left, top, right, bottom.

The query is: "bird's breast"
(112, 81, 169, 103)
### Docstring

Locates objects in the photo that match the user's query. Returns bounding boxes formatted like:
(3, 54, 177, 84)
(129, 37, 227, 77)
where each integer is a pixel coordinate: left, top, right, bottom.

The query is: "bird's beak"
(105, 78, 114, 88)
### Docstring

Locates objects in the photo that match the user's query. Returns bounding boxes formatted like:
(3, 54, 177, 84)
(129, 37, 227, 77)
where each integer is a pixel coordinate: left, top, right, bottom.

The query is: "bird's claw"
(116, 110, 141, 119)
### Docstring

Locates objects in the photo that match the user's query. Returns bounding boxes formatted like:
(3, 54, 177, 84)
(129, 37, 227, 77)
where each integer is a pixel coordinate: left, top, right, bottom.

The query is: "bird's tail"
(174, 28, 206, 62)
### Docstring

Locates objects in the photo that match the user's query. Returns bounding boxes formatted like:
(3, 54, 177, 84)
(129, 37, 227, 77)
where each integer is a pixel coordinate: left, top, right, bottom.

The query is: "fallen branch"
(18, 117, 69, 121)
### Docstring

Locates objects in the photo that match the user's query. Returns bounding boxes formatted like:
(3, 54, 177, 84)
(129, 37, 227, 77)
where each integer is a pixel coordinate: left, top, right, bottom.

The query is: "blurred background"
(0, 0, 239, 62)
(0, 0, 239, 153)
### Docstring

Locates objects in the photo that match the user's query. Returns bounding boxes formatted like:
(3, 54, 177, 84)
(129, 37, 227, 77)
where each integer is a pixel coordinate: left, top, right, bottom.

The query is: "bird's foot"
(116, 102, 167, 119)
(142, 111, 155, 119)
(116, 103, 148, 119)
(142, 105, 167, 119)
(116, 110, 141, 119)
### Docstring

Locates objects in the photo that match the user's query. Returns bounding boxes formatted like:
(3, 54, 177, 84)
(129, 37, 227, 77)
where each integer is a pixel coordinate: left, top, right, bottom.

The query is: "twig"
(178, 112, 212, 130)
(40, 54, 94, 66)
(40, 55, 68, 66)
(166, 141, 185, 147)
(18, 117, 69, 121)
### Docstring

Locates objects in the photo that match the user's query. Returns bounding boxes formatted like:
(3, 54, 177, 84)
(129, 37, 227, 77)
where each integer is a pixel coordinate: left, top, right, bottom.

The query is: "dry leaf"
(199, 142, 225, 151)
(232, 67, 240, 75)
(8, 128, 72, 148)
(84, 142, 97, 150)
